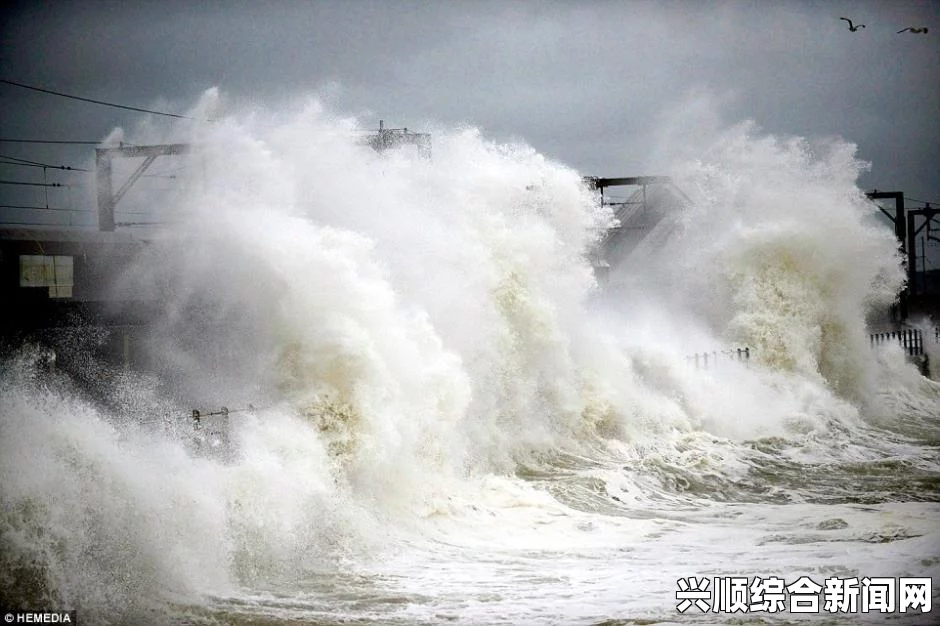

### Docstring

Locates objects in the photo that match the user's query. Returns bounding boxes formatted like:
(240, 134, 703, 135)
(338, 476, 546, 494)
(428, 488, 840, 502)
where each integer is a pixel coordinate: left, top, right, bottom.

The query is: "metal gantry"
(583, 175, 690, 275)
(365, 120, 431, 158)
(95, 143, 190, 231)
(866, 190, 939, 317)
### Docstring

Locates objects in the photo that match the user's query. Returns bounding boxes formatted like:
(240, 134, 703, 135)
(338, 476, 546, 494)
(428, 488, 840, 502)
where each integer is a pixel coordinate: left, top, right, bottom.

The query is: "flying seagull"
(897, 27, 928, 34)
(840, 17, 865, 32)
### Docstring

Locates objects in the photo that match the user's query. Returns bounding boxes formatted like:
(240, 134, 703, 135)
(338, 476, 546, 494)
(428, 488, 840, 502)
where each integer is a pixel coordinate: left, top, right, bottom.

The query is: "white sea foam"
(1, 91, 936, 624)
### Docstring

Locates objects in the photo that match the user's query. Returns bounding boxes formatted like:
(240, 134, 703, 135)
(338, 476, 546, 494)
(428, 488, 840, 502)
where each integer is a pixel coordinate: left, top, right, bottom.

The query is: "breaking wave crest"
(1, 93, 936, 623)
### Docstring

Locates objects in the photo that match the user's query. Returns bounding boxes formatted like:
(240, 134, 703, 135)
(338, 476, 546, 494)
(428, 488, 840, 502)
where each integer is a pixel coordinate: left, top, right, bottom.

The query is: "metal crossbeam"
(96, 143, 190, 231)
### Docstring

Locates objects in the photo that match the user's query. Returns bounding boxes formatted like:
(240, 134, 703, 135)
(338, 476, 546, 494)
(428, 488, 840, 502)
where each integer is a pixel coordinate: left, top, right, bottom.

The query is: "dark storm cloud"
(1, 0, 938, 219)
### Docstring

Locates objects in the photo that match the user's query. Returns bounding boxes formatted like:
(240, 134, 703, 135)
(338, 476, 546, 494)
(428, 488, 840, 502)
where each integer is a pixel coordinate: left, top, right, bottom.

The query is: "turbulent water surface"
(1, 95, 938, 625)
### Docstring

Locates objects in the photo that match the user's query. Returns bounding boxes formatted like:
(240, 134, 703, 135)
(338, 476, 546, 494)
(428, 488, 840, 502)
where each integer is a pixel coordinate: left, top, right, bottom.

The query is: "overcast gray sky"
(1, 0, 937, 227)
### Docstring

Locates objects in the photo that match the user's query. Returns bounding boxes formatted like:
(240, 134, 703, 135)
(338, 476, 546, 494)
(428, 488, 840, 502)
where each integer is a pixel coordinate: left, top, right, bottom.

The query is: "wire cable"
(138, 404, 266, 426)
(0, 204, 88, 212)
(1, 79, 208, 121)
(0, 180, 64, 187)
(114, 221, 179, 227)
(0, 138, 128, 145)
(0, 220, 91, 227)
(0, 154, 90, 172)
(0, 160, 83, 171)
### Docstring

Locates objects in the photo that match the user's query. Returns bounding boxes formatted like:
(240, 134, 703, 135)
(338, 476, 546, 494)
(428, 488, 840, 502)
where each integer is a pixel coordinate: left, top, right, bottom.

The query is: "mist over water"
(1, 92, 938, 624)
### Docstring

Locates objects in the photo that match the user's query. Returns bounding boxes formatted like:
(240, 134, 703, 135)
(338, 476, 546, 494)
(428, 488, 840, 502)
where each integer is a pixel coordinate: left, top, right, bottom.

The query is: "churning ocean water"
(1, 94, 938, 625)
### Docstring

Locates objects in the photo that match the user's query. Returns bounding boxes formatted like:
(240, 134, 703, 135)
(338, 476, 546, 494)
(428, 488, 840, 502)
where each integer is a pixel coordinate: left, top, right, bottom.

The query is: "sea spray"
(607, 122, 906, 419)
(2, 92, 936, 624)
(0, 349, 232, 618)
(135, 98, 620, 474)
(0, 347, 393, 621)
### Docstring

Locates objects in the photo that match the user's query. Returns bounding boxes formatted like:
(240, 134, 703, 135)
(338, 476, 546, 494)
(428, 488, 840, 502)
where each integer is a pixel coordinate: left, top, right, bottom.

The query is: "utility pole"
(867, 190, 908, 319)
(906, 203, 940, 300)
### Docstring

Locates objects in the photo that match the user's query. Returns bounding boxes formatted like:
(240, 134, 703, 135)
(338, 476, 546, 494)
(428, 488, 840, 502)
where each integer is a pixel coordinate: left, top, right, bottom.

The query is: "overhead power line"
(0, 139, 117, 145)
(0, 160, 81, 171)
(0, 221, 93, 227)
(0, 154, 89, 171)
(1, 154, 52, 166)
(115, 221, 178, 227)
(1, 78, 208, 121)
(0, 204, 88, 213)
(0, 180, 65, 187)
